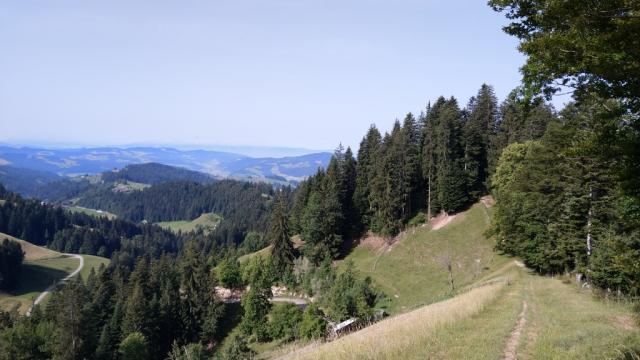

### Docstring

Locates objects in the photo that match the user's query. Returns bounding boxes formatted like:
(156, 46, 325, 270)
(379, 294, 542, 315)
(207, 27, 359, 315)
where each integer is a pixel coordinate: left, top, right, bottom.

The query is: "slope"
(0, 233, 110, 314)
(281, 260, 640, 359)
(345, 201, 505, 314)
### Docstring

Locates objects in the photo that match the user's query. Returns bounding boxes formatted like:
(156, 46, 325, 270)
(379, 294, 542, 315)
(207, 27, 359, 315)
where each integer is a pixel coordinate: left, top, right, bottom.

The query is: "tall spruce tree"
(268, 194, 295, 276)
(434, 98, 468, 213)
(464, 84, 497, 198)
(422, 98, 447, 218)
(353, 125, 382, 231)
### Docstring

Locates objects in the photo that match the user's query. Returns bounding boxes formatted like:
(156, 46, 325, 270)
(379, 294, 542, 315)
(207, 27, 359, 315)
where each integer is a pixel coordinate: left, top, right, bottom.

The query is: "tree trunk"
(586, 186, 593, 256)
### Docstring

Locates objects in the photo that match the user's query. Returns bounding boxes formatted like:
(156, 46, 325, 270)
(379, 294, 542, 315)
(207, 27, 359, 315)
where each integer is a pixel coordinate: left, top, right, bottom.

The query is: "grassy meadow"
(0, 233, 110, 314)
(344, 202, 506, 314)
(281, 262, 640, 359)
(67, 206, 117, 220)
(156, 212, 221, 234)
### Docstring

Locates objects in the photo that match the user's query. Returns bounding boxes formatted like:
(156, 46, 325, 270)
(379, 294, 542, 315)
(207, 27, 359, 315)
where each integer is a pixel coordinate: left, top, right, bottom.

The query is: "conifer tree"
(464, 84, 497, 197)
(268, 194, 295, 276)
(434, 98, 468, 213)
(354, 125, 382, 230)
(422, 98, 447, 218)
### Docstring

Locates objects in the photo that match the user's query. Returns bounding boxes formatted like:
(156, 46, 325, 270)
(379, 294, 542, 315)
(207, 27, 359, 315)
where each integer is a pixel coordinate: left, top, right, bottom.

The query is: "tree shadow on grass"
(6, 263, 68, 297)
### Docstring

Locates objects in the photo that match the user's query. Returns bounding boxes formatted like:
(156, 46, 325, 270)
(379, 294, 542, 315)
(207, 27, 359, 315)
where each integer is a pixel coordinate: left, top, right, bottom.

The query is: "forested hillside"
(101, 163, 214, 185)
(288, 86, 554, 263)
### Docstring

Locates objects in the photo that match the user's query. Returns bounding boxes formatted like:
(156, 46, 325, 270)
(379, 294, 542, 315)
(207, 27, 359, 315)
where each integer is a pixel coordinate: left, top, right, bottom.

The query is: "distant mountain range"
(0, 146, 332, 191)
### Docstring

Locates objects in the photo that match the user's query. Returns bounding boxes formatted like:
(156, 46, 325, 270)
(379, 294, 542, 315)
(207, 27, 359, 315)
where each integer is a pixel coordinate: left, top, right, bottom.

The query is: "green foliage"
(0, 319, 56, 360)
(323, 261, 379, 322)
(268, 195, 295, 277)
(119, 332, 148, 360)
(490, 0, 640, 198)
(240, 232, 267, 254)
(489, 0, 640, 113)
(353, 126, 382, 232)
(0, 238, 24, 289)
(491, 98, 640, 294)
(167, 342, 208, 360)
(299, 303, 327, 340)
(268, 303, 303, 341)
(241, 256, 275, 289)
(222, 334, 256, 360)
(240, 263, 273, 342)
(407, 212, 426, 227)
(216, 259, 243, 289)
(464, 84, 497, 197)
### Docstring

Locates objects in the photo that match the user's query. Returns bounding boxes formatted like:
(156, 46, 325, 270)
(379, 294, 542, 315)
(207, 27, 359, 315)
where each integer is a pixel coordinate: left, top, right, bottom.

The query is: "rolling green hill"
(0, 233, 110, 314)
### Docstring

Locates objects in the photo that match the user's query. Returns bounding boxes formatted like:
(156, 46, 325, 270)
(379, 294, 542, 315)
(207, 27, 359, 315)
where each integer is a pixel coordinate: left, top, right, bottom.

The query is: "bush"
(268, 303, 303, 341)
(222, 334, 256, 360)
(217, 259, 243, 289)
(407, 212, 427, 227)
(299, 303, 327, 340)
(323, 261, 379, 322)
(167, 342, 208, 360)
(119, 332, 148, 360)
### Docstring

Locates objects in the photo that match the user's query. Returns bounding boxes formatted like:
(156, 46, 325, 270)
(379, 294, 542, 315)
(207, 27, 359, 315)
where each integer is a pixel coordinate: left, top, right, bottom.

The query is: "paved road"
(26, 254, 84, 316)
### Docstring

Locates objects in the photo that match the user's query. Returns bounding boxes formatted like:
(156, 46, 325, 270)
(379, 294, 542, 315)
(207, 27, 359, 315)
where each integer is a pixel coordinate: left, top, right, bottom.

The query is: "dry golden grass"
(0, 232, 61, 261)
(279, 280, 507, 360)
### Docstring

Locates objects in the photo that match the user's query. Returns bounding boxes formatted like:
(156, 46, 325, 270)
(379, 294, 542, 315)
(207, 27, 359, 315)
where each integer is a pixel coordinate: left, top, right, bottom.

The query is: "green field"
(156, 212, 221, 234)
(67, 206, 117, 220)
(0, 236, 110, 314)
(344, 202, 506, 314)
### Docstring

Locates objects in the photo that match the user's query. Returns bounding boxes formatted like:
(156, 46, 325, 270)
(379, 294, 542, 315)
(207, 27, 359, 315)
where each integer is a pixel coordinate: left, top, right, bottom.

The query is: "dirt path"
(270, 296, 309, 306)
(26, 254, 84, 316)
(502, 300, 528, 360)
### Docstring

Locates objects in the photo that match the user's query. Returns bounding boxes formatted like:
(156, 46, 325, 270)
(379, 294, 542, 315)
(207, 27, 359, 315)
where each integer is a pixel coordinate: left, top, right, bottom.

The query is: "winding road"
(26, 254, 84, 316)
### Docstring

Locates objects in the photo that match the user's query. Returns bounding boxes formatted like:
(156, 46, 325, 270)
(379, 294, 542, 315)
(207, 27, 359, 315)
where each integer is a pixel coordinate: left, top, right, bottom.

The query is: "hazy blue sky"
(1, 1, 535, 151)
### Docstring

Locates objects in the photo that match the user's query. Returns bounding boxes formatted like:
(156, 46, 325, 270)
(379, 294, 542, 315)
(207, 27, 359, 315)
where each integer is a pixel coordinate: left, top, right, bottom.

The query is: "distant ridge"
(0, 145, 332, 188)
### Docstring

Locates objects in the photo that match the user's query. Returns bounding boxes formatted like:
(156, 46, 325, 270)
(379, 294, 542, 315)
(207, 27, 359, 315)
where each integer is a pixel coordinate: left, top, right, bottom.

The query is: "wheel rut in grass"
(502, 300, 528, 360)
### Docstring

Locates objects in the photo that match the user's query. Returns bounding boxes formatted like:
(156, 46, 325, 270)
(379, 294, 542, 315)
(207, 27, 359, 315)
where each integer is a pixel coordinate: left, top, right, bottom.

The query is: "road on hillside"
(26, 254, 84, 316)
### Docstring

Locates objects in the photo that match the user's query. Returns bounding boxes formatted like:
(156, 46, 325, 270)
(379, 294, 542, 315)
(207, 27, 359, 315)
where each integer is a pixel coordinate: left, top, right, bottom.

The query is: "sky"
(0, 0, 537, 152)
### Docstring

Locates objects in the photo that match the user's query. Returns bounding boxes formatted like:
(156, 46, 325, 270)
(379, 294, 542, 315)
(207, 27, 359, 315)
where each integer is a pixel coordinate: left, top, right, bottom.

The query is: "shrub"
(217, 259, 243, 289)
(269, 303, 303, 341)
(408, 212, 427, 227)
(119, 332, 148, 360)
(299, 303, 327, 340)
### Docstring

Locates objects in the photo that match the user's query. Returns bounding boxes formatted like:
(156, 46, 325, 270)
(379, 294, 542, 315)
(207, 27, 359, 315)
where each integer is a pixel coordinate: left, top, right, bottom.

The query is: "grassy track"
(281, 262, 640, 359)
(156, 212, 221, 234)
(275, 200, 640, 359)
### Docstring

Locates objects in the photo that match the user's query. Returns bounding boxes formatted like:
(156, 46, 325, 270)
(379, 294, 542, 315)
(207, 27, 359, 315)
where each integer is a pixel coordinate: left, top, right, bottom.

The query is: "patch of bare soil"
(503, 301, 528, 360)
(612, 315, 637, 331)
(359, 232, 392, 251)
(430, 212, 458, 230)
(480, 195, 495, 208)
